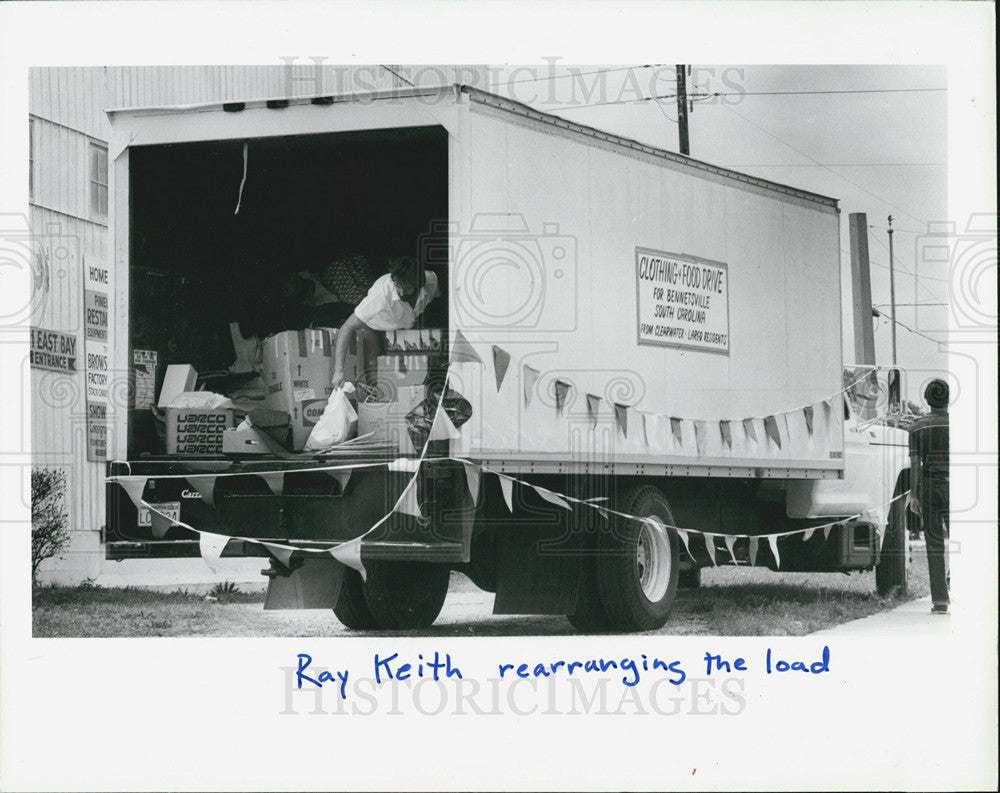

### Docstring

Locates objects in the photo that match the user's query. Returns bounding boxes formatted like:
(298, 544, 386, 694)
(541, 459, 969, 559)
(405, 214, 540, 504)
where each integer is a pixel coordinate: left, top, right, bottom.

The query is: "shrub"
(31, 467, 70, 585)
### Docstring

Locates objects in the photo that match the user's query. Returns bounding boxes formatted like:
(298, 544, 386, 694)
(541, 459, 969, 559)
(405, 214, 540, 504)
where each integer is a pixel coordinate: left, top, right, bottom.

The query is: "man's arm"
(906, 450, 922, 517)
(332, 312, 369, 390)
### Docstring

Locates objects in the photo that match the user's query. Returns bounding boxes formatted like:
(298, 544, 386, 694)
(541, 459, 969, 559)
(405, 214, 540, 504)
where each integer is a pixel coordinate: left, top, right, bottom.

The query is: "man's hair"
(389, 256, 423, 288)
(924, 378, 949, 409)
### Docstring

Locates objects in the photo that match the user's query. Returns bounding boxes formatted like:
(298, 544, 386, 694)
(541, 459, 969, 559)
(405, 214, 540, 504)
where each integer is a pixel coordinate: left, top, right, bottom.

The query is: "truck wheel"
(333, 568, 378, 629)
(679, 566, 702, 589)
(876, 500, 908, 596)
(567, 557, 612, 633)
(595, 485, 680, 631)
(361, 561, 451, 629)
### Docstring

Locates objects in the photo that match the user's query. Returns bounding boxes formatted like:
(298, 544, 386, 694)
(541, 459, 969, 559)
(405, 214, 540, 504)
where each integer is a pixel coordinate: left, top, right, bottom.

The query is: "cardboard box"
(385, 328, 444, 354)
(263, 329, 359, 450)
(375, 354, 444, 390)
(165, 408, 235, 455)
(221, 427, 270, 455)
(158, 364, 197, 408)
(357, 385, 426, 454)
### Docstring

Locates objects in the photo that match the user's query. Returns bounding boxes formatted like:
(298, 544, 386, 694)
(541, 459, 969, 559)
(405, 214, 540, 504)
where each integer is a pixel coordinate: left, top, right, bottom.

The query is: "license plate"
(138, 501, 181, 527)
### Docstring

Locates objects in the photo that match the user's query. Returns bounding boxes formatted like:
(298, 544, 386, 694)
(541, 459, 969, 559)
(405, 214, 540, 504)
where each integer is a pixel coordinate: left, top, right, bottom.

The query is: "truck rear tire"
(595, 485, 680, 632)
(360, 561, 451, 629)
(333, 568, 379, 629)
(876, 500, 908, 596)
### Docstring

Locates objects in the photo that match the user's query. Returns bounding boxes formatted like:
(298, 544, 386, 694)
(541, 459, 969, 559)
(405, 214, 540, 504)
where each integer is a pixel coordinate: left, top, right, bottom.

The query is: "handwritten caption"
(294, 646, 831, 702)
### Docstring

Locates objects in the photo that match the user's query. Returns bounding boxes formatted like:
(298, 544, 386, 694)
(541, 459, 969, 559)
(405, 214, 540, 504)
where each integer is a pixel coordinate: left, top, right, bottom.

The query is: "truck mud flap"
(263, 555, 346, 610)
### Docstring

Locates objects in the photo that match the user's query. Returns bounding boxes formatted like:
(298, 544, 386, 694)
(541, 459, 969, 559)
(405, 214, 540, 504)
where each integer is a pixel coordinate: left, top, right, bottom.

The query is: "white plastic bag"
(304, 383, 358, 451)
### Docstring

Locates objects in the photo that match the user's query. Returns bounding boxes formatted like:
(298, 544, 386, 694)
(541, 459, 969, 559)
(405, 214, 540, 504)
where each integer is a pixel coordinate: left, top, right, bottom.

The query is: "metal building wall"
(28, 64, 486, 584)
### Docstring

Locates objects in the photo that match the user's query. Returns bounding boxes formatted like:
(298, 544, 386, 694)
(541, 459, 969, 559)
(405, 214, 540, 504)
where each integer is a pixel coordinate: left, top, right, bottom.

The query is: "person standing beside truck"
(906, 379, 951, 614)
(331, 256, 440, 390)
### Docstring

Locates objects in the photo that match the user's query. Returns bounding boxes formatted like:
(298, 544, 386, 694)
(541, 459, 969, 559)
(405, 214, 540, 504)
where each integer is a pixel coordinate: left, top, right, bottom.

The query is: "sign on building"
(83, 259, 112, 461)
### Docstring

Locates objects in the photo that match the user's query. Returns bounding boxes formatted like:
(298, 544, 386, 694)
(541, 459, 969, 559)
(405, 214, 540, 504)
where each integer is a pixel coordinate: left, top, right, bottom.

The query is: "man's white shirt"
(354, 270, 439, 331)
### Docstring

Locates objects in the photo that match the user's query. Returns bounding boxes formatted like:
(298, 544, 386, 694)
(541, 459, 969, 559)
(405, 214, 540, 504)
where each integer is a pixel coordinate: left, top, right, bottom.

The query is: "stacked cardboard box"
(357, 385, 425, 454)
(165, 408, 236, 455)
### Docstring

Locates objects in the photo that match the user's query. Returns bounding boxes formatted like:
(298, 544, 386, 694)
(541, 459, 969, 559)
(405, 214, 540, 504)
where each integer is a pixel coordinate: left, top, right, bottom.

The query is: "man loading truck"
(330, 256, 440, 390)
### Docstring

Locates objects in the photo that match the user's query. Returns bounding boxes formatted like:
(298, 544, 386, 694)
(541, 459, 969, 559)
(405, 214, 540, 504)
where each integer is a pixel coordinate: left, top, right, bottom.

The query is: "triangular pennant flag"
(463, 462, 481, 505)
(262, 542, 295, 570)
(331, 468, 352, 492)
(642, 412, 652, 448)
(823, 523, 833, 541)
(764, 415, 782, 449)
(743, 418, 758, 444)
(586, 394, 601, 429)
(118, 477, 148, 509)
(536, 486, 571, 511)
(149, 508, 174, 539)
(492, 345, 511, 390)
(614, 403, 628, 437)
(703, 532, 717, 566)
(723, 534, 738, 563)
(748, 536, 759, 566)
(768, 535, 781, 569)
(802, 527, 815, 542)
(822, 398, 833, 418)
(394, 477, 422, 519)
(184, 475, 218, 507)
(694, 421, 708, 455)
(259, 472, 285, 496)
(523, 365, 540, 406)
(720, 420, 733, 449)
(428, 403, 461, 441)
(670, 417, 683, 447)
(597, 507, 610, 520)
(498, 475, 514, 512)
(199, 531, 230, 572)
(450, 329, 482, 364)
(330, 538, 364, 579)
(803, 405, 815, 435)
(553, 379, 571, 416)
(676, 528, 692, 560)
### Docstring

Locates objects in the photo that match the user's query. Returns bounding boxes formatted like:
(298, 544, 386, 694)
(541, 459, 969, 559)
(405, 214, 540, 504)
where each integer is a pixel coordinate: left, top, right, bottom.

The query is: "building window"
(28, 119, 35, 201)
(89, 141, 108, 219)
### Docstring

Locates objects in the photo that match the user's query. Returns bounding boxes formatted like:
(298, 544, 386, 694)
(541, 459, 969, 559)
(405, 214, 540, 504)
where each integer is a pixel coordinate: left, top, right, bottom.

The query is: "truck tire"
(595, 485, 680, 632)
(333, 568, 379, 629)
(876, 500, 908, 596)
(360, 561, 451, 629)
(567, 557, 613, 633)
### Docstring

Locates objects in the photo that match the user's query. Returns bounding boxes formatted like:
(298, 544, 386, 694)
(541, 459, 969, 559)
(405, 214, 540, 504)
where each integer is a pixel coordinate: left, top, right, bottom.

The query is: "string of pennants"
(107, 332, 896, 578)
(450, 330, 880, 454)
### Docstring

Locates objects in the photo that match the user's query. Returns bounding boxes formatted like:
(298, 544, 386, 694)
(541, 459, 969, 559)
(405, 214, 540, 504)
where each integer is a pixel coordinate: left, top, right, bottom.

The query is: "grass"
(32, 550, 931, 638)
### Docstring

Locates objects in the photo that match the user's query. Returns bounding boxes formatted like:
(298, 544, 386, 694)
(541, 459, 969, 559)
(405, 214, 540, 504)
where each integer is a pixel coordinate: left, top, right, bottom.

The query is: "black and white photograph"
(1, 3, 996, 791)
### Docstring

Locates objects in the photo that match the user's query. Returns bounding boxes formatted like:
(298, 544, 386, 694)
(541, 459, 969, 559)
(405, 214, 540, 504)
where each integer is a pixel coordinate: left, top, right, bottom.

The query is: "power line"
(699, 87, 946, 97)
(873, 310, 949, 347)
(553, 91, 679, 111)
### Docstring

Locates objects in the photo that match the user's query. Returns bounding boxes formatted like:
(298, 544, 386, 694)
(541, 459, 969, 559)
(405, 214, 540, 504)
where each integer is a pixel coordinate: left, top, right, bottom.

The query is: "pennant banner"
(743, 418, 758, 445)
(523, 365, 540, 406)
(492, 345, 511, 391)
(450, 329, 482, 364)
(498, 475, 514, 512)
(703, 532, 717, 566)
(119, 477, 148, 510)
(720, 420, 732, 449)
(676, 528, 692, 561)
(463, 462, 481, 505)
(764, 415, 782, 449)
(259, 472, 285, 496)
(768, 535, 781, 569)
(724, 534, 738, 563)
(803, 405, 815, 435)
(748, 536, 759, 566)
(694, 421, 708, 455)
(331, 469, 352, 492)
(802, 527, 815, 542)
(330, 538, 364, 579)
(394, 478, 422, 519)
(614, 403, 629, 438)
(586, 394, 601, 429)
(262, 542, 295, 570)
(185, 475, 218, 507)
(149, 508, 174, 539)
(670, 417, 683, 447)
(428, 403, 461, 441)
(536, 487, 571, 511)
(554, 380, 571, 416)
(824, 523, 834, 541)
(642, 412, 652, 448)
(199, 531, 230, 572)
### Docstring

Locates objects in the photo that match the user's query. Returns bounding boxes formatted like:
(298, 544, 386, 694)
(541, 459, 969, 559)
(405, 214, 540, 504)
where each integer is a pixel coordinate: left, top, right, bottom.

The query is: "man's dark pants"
(921, 477, 950, 607)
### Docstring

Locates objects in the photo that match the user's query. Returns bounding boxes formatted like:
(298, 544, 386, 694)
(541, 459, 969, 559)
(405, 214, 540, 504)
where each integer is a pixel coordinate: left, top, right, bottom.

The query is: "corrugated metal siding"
(28, 64, 486, 584)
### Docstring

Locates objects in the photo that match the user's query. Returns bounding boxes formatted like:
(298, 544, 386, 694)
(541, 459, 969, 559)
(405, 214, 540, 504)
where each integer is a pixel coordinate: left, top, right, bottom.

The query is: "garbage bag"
(304, 383, 358, 450)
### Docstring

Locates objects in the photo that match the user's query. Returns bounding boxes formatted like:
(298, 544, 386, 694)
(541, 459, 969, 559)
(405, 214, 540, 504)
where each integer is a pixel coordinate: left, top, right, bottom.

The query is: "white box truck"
(104, 84, 911, 631)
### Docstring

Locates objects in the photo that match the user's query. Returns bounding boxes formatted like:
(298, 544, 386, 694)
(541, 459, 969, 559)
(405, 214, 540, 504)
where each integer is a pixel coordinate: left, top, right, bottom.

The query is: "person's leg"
(924, 479, 950, 610)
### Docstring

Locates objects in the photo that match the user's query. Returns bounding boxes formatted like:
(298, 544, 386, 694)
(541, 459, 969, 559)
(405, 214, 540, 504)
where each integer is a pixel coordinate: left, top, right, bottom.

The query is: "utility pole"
(887, 215, 897, 366)
(675, 64, 690, 155)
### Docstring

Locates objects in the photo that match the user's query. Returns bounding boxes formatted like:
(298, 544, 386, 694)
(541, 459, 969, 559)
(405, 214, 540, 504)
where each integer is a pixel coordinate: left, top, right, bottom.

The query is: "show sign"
(83, 259, 112, 461)
(635, 247, 730, 355)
